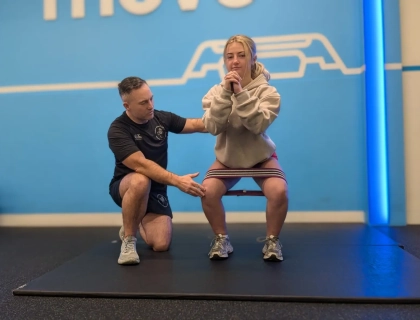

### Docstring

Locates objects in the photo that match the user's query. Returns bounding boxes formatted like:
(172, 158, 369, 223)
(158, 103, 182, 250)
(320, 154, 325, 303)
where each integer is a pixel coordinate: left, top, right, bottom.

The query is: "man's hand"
(174, 172, 206, 197)
(124, 152, 206, 196)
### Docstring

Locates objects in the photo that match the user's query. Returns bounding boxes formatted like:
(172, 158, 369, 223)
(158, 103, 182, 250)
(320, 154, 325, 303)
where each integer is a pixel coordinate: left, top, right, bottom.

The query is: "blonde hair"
(223, 35, 270, 81)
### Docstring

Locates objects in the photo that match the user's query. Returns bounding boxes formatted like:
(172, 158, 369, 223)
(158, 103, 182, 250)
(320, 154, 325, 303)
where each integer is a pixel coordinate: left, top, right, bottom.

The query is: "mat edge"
(11, 289, 420, 304)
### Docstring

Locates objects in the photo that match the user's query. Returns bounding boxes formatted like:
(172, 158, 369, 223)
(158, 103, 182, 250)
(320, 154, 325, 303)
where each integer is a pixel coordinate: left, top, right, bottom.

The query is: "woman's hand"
(223, 71, 243, 94)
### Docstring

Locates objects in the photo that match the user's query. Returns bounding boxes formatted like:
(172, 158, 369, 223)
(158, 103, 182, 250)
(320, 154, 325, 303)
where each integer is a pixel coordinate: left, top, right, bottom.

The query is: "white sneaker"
(119, 226, 125, 241)
(118, 235, 140, 265)
(262, 235, 283, 261)
(209, 234, 233, 260)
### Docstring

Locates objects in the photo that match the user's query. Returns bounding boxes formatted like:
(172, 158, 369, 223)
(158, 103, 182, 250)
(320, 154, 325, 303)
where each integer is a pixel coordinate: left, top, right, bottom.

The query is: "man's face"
(123, 84, 154, 124)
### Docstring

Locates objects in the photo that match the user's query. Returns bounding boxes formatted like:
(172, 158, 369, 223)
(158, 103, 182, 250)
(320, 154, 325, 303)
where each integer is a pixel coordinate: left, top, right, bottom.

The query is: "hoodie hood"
(243, 74, 269, 90)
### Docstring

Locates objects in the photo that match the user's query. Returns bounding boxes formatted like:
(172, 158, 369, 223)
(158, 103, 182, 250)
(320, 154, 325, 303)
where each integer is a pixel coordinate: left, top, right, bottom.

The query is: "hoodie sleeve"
(233, 85, 281, 135)
(202, 85, 233, 136)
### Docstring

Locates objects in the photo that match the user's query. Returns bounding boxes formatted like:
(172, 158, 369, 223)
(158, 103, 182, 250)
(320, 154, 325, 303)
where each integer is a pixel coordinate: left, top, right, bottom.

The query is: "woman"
(201, 34, 288, 262)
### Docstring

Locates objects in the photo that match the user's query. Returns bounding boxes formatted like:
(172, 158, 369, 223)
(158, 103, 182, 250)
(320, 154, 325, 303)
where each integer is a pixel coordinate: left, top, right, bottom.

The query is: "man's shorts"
(109, 178, 173, 218)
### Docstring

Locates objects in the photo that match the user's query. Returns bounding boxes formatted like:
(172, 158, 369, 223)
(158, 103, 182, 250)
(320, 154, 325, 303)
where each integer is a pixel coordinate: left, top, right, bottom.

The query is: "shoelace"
(210, 235, 227, 251)
(122, 239, 135, 253)
(266, 236, 280, 251)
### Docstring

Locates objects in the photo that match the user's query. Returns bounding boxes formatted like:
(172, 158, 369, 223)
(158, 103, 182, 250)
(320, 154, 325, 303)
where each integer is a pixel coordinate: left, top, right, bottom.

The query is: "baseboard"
(0, 211, 365, 227)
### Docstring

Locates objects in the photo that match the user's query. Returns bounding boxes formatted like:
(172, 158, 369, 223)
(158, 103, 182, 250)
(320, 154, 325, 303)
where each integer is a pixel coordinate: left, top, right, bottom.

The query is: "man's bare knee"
(125, 173, 151, 197)
(152, 240, 171, 252)
(141, 214, 172, 251)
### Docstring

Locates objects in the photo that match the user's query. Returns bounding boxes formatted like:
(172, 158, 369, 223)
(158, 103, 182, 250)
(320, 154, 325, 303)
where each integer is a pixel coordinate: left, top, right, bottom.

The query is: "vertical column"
(363, 0, 389, 225)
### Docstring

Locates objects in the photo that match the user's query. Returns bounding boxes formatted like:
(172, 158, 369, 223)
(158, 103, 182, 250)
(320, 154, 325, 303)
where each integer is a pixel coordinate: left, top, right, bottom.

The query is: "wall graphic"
(0, 0, 368, 214)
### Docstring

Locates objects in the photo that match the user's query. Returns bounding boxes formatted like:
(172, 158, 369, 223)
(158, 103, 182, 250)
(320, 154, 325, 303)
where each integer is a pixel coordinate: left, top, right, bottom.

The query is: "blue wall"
(383, 0, 406, 225)
(0, 0, 403, 221)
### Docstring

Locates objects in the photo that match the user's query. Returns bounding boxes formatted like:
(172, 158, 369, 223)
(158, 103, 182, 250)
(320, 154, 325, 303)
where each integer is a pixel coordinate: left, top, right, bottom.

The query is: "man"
(108, 76, 206, 265)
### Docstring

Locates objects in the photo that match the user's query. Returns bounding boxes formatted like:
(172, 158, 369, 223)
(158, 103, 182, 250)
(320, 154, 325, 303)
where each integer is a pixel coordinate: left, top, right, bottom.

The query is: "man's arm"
(123, 151, 205, 197)
(180, 118, 208, 133)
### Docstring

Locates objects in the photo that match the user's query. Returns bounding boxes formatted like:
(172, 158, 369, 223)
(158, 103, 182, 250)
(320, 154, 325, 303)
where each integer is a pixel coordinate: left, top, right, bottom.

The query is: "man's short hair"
(118, 76, 147, 97)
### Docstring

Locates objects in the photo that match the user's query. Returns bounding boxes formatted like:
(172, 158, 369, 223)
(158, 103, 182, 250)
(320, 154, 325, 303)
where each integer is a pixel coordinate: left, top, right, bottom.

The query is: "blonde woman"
(201, 35, 288, 262)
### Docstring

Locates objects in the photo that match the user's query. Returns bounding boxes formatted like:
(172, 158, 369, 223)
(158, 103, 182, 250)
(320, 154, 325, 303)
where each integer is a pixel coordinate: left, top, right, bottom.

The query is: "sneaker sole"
(118, 258, 140, 265)
(263, 254, 283, 262)
(209, 250, 233, 260)
(209, 254, 229, 260)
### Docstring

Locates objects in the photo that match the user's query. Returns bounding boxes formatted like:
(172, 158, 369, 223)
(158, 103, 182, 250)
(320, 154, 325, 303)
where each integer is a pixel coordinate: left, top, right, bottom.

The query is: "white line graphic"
(0, 33, 365, 94)
(384, 63, 402, 70)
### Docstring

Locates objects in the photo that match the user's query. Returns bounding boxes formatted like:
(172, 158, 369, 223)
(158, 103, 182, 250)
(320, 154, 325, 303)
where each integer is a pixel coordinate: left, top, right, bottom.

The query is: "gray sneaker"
(118, 235, 140, 265)
(262, 235, 283, 261)
(209, 234, 233, 260)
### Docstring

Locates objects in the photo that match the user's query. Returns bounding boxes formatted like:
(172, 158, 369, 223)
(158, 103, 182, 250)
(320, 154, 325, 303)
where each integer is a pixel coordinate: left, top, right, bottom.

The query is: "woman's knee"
(202, 179, 226, 201)
(265, 180, 288, 203)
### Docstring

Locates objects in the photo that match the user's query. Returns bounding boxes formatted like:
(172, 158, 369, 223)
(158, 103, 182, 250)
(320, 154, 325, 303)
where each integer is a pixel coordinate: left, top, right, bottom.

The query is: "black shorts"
(109, 178, 173, 218)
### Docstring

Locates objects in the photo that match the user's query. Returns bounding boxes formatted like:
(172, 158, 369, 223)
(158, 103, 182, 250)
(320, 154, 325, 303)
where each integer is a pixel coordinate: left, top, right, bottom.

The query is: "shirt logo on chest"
(134, 134, 143, 141)
(155, 125, 167, 140)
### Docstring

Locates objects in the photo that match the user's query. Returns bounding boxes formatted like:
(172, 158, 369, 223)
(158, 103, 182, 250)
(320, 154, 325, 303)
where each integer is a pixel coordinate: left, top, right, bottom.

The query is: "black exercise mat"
(13, 224, 420, 303)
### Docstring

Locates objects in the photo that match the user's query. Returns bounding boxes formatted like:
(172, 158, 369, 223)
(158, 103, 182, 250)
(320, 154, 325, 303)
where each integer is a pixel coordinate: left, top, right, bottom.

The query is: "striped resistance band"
(204, 168, 287, 196)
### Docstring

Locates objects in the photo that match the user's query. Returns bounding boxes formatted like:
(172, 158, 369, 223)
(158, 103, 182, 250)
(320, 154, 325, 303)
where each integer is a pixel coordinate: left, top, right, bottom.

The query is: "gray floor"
(1, 224, 420, 320)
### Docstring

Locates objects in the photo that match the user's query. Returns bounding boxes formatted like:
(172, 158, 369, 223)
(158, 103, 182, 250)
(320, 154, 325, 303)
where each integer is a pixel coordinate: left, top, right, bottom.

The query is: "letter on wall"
(218, 0, 252, 9)
(119, 0, 161, 15)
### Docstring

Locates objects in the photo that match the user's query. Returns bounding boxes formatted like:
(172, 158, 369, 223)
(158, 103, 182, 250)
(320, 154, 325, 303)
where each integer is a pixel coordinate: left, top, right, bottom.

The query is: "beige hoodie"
(202, 74, 281, 168)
